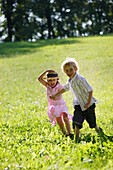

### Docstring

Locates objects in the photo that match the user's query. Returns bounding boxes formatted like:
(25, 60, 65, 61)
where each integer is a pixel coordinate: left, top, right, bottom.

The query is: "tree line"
(0, 0, 113, 42)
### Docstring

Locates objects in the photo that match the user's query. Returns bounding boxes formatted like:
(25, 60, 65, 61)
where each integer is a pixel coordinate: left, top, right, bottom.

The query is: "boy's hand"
(50, 95, 61, 100)
(50, 95, 56, 100)
(84, 103, 90, 109)
(84, 91, 92, 109)
(50, 89, 66, 100)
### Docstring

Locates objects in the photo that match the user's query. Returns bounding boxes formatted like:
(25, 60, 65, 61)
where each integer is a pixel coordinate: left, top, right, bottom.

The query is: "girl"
(38, 69, 73, 137)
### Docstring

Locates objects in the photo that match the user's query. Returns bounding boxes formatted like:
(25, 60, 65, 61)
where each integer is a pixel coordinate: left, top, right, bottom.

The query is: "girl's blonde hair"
(61, 58, 79, 73)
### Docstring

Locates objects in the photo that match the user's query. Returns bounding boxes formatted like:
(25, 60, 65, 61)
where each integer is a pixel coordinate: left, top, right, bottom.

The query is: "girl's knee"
(56, 117, 63, 127)
(63, 113, 68, 121)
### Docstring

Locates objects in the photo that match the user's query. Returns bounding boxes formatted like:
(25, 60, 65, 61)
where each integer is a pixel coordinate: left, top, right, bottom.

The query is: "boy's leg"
(95, 125, 101, 131)
(73, 105, 84, 141)
(86, 104, 97, 129)
(62, 112, 71, 134)
(56, 116, 67, 135)
(85, 104, 104, 136)
(95, 125, 104, 135)
(74, 126, 80, 139)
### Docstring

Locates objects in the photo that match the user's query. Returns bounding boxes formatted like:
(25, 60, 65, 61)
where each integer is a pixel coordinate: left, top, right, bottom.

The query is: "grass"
(0, 35, 113, 169)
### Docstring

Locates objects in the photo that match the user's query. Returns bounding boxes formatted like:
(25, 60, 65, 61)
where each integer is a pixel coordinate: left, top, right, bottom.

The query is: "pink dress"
(47, 83, 72, 125)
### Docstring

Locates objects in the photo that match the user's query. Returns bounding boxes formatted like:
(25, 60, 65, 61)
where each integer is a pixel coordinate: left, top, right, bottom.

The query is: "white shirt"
(63, 73, 97, 111)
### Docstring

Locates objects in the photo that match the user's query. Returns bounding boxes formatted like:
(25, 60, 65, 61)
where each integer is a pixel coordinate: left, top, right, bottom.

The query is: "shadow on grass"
(0, 38, 80, 58)
(81, 133, 113, 144)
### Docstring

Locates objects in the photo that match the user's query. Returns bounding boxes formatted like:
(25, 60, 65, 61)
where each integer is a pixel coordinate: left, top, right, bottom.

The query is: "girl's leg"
(62, 112, 71, 134)
(56, 116, 66, 135)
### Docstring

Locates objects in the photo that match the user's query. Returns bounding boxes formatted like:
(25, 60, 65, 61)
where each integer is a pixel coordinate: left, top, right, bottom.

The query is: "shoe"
(75, 137, 81, 143)
(99, 127, 103, 132)
(98, 127, 105, 136)
(96, 127, 103, 133)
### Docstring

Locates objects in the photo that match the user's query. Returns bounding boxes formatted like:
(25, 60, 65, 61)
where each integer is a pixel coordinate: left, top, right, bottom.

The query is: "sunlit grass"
(0, 35, 113, 169)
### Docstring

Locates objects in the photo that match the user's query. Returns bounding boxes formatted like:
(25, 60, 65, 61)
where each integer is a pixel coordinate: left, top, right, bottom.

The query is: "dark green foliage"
(0, 0, 113, 41)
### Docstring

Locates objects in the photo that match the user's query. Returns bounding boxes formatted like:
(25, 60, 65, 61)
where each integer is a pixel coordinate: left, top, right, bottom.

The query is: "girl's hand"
(46, 69, 54, 73)
(38, 69, 55, 87)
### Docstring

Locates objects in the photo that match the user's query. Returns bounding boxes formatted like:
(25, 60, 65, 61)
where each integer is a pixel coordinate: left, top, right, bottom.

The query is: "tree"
(86, 0, 113, 35)
(0, 0, 35, 41)
(0, 0, 15, 41)
(0, 0, 113, 41)
(13, 0, 32, 41)
(31, 0, 55, 39)
(103, 0, 113, 34)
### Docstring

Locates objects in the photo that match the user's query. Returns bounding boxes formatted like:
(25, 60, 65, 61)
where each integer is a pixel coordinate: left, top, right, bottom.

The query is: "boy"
(50, 58, 102, 142)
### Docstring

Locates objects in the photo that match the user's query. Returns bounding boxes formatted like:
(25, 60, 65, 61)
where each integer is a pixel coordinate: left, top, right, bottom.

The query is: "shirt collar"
(68, 73, 78, 82)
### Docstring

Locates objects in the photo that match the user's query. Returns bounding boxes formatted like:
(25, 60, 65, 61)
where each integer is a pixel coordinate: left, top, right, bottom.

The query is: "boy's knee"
(73, 121, 82, 129)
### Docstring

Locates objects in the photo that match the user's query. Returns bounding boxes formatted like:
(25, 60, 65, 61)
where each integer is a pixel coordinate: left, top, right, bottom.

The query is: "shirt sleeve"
(57, 83, 63, 90)
(80, 77, 93, 93)
(63, 82, 70, 91)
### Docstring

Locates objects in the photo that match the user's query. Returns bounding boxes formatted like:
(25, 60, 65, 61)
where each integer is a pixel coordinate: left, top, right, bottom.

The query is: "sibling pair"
(38, 58, 102, 141)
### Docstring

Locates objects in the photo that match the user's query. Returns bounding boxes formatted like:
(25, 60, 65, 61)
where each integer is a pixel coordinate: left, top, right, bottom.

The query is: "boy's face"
(64, 65, 76, 79)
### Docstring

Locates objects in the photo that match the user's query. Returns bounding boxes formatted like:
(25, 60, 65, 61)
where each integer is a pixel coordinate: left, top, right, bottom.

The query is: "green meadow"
(0, 35, 113, 169)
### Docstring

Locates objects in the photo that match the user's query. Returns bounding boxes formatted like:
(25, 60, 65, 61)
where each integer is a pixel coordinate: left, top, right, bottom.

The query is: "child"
(38, 69, 73, 138)
(50, 58, 103, 142)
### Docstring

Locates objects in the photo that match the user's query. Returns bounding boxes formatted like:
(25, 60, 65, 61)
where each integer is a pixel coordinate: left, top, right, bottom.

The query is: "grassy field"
(0, 35, 113, 169)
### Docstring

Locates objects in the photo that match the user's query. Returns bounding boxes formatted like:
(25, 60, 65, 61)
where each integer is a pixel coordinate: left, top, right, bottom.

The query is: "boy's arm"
(50, 88, 66, 100)
(38, 69, 54, 87)
(84, 91, 93, 108)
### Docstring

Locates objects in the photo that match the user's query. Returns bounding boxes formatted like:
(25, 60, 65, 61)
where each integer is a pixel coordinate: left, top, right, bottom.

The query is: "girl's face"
(64, 65, 77, 79)
(47, 79, 58, 88)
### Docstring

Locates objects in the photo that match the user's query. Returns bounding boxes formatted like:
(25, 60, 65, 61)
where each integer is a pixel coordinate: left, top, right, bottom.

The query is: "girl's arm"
(84, 91, 93, 108)
(50, 88, 66, 100)
(38, 69, 54, 87)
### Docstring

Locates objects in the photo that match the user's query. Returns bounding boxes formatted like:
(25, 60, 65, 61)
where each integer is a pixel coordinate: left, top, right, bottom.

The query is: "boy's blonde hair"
(61, 58, 79, 73)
